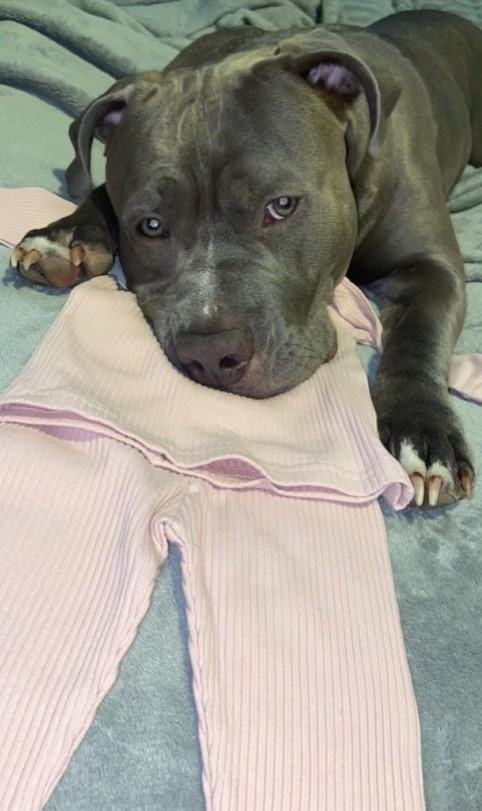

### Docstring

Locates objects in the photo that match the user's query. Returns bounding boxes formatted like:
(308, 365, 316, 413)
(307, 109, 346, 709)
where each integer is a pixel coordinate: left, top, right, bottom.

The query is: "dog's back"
(370, 10, 482, 169)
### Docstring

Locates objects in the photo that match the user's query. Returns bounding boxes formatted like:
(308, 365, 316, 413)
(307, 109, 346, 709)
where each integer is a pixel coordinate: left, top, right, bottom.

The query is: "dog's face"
(65, 31, 389, 397)
(106, 68, 357, 397)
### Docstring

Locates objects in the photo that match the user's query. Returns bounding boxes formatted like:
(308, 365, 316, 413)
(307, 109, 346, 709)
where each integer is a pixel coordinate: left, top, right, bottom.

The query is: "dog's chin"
(221, 376, 295, 400)
(229, 365, 323, 399)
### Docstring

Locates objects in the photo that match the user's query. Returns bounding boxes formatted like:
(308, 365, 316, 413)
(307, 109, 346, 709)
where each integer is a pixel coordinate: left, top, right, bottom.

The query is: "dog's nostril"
(188, 360, 204, 375)
(219, 355, 240, 370)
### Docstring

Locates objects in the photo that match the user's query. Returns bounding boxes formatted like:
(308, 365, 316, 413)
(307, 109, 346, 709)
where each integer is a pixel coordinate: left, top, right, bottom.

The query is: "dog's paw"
(11, 224, 114, 289)
(374, 392, 475, 508)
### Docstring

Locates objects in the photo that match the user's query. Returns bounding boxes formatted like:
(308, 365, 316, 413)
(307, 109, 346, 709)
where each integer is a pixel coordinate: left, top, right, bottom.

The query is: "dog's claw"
(70, 244, 85, 267)
(10, 247, 22, 269)
(11, 246, 43, 274)
(409, 473, 446, 509)
(22, 250, 41, 272)
(427, 476, 442, 507)
(410, 473, 425, 507)
(458, 467, 474, 500)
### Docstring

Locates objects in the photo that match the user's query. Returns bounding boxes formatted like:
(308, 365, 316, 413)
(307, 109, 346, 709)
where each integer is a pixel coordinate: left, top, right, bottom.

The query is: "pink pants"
(0, 423, 425, 811)
(0, 270, 427, 810)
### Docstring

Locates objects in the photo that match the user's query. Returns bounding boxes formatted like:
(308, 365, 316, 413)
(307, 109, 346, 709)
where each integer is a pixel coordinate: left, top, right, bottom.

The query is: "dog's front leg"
(371, 257, 475, 507)
(11, 184, 117, 288)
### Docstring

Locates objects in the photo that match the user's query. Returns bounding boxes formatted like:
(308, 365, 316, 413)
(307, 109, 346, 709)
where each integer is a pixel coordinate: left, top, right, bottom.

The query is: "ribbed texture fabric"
(0, 187, 74, 247)
(0, 425, 426, 811)
(0, 425, 184, 811)
(0, 185, 479, 810)
(174, 488, 425, 811)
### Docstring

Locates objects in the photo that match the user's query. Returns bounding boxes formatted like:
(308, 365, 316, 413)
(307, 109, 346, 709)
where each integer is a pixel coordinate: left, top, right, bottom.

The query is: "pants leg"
(169, 482, 425, 811)
(0, 422, 425, 811)
(0, 424, 187, 811)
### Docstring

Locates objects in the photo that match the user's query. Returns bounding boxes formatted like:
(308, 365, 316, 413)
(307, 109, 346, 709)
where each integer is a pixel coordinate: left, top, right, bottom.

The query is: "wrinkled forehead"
(106, 60, 328, 204)
(105, 67, 231, 195)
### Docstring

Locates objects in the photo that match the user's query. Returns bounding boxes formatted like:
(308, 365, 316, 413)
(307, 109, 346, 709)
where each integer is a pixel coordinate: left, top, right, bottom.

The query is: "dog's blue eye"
(139, 217, 168, 238)
(263, 196, 298, 225)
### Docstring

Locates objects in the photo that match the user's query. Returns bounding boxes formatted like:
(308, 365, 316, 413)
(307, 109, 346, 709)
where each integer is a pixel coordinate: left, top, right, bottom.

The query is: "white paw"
(399, 440, 472, 508)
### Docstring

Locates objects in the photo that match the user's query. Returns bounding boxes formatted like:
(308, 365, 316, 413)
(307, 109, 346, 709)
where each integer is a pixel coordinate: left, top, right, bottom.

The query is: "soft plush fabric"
(323, 0, 482, 27)
(0, 2, 481, 810)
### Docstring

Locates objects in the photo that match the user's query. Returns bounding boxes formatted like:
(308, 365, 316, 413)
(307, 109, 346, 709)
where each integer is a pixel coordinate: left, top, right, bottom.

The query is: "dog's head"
(66, 28, 399, 397)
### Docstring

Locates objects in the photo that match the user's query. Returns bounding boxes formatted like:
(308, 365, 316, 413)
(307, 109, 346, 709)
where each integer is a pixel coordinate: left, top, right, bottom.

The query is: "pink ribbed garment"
(0, 184, 476, 811)
(0, 271, 425, 811)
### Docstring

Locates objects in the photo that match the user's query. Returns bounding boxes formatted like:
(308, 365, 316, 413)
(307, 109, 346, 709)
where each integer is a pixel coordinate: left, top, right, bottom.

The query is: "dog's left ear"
(273, 29, 401, 175)
(65, 71, 161, 200)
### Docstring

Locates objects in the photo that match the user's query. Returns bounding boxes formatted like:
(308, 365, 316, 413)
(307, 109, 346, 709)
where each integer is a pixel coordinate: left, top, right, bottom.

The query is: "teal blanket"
(0, 2, 481, 809)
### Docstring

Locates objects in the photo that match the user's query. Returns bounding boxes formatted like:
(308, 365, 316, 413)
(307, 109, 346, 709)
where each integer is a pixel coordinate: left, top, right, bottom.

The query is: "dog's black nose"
(174, 327, 254, 388)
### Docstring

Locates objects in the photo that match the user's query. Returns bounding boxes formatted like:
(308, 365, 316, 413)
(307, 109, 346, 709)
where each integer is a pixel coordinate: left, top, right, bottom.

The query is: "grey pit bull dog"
(11, 10, 482, 508)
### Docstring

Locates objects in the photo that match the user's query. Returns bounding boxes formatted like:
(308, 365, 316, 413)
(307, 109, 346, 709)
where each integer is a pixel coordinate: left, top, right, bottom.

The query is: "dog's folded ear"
(65, 72, 161, 200)
(271, 29, 401, 176)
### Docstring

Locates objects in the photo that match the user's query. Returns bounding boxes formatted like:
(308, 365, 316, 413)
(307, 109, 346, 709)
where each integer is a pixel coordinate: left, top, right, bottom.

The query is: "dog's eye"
(263, 196, 298, 226)
(138, 217, 169, 238)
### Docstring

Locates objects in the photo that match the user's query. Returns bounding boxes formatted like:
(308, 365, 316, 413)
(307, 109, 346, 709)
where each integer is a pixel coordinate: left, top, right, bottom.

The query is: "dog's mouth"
(174, 364, 296, 399)
(165, 336, 337, 399)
